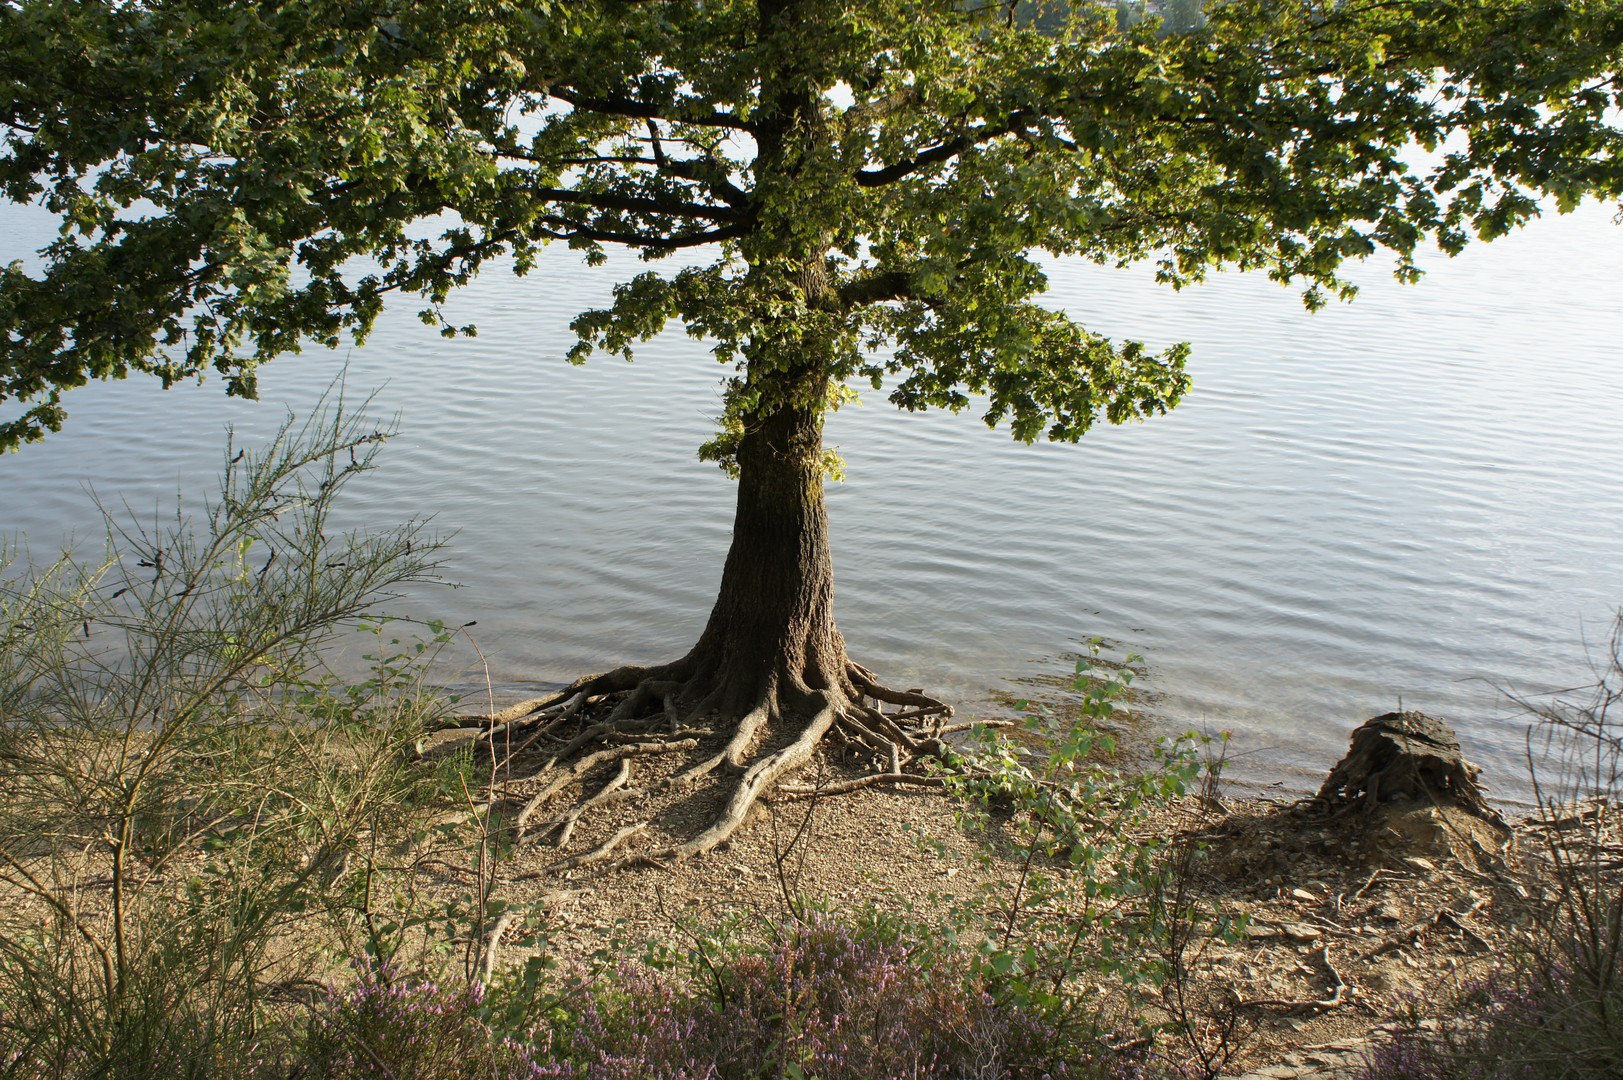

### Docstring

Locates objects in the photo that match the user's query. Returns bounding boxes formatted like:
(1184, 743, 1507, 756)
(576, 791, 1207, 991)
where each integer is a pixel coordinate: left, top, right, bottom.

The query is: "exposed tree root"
(512, 738, 698, 840)
(473, 656, 959, 875)
(612, 692, 839, 870)
(549, 821, 649, 873)
(773, 773, 948, 801)
(524, 757, 633, 850)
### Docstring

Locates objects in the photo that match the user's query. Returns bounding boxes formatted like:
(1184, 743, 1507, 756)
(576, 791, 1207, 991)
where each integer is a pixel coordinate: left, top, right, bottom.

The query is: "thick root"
(548, 822, 649, 872)
(525, 757, 634, 849)
(774, 773, 948, 801)
(512, 738, 698, 838)
(617, 692, 838, 869)
(475, 659, 956, 876)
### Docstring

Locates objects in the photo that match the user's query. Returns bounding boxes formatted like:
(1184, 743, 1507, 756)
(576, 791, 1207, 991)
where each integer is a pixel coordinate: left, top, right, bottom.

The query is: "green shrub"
(0, 397, 465, 1077)
(926, 646, 1244, 1076)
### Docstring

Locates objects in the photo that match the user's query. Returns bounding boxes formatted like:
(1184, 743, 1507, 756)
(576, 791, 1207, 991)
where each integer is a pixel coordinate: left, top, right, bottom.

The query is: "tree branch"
(530, 186, 740, 223)
(531, 217, 748, 250)
(550, 88, 755, 132)
(650, 157, 750, 209)
(854, 116, 1025, 187)
(836, 269, 920, 309)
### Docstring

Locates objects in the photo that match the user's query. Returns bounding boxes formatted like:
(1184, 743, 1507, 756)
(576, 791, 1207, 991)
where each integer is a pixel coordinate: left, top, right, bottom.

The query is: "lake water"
(4, 202, 1621, 800)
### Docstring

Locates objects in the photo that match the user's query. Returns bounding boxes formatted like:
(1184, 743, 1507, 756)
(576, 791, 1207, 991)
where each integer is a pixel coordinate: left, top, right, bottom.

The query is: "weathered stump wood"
(1317, 711, 1503, 825)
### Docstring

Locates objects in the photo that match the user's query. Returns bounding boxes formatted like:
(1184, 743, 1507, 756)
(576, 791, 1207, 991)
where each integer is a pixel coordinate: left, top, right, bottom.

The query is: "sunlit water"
(4, 201, 1621, 799)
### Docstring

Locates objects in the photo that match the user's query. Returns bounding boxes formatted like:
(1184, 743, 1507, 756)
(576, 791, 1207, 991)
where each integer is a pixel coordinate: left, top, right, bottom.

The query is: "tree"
(3, 0, 1621, 866)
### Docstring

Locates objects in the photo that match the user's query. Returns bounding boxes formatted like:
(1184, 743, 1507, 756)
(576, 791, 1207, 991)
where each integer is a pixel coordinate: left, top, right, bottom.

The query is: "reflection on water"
(3, 203, 1621, 799)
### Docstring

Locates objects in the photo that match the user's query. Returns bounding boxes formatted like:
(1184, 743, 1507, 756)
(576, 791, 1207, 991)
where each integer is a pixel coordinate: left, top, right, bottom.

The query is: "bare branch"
(529, 186, 740, 223)
(854, 116, 1025, 188)
(550, 88, 755, 133)
(530, 217, 748, 250)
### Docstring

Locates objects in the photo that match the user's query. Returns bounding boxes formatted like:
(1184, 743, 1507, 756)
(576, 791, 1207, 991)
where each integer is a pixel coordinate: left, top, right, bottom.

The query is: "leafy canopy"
(2, 0, 1620, 456)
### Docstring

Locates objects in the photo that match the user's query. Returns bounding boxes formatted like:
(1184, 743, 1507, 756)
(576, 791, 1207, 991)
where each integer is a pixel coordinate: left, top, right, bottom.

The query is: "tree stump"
(1317, 711, 1505, 827)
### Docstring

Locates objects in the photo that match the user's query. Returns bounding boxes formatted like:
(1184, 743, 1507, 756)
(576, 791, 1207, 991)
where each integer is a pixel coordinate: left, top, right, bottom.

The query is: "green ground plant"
(0, 397, 473, 1078)
(923, 647, 1246, 1075)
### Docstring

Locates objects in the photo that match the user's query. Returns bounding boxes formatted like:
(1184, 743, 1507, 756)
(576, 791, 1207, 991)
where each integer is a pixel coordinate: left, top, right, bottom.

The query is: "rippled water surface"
(4, 202, 1621, 797)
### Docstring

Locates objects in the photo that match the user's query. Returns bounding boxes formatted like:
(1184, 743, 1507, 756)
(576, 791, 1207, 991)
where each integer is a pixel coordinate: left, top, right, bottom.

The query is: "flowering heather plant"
(532, 914, 1143, 1080)
(304, 960, 544, 1079)
(1358, 953, 1623, 1080)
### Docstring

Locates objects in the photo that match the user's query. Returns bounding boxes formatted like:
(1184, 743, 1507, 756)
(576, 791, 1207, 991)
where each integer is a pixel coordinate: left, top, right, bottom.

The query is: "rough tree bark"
(471, 278, 952, 870)
(684, 375, 851, 718)
(1316, 711, 1505, 828)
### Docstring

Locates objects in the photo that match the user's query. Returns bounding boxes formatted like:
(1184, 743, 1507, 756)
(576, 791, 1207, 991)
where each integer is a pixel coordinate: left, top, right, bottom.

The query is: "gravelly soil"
(451, 727, 1561, 1079)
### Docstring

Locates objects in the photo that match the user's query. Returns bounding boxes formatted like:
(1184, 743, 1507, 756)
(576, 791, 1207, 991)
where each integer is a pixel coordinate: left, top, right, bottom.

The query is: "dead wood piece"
(1241, 945, 1349, 1013)
(1356, 897, 1487, 962)
(1529, 798, 1608, 831)
(457, 685, 589, 727)
(491, 694, 590, 769)
(485, 690, 588, 741)
(1318, 711, 1507, 828)
(1435, 909, 1492, 952)
(1358, 919, 1430, 963)
(936, 719, 1016, 735)
(1352, 867, 1394, 901)
(478, 911, 515, 984)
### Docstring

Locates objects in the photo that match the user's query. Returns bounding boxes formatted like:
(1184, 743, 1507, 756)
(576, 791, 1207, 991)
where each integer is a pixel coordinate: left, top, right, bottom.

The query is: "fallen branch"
(1241, 945, 1348, 1013)
(1357, 897, 1489, 962)
(1436, 909, 1492, 953)
(478, 911, 515, 984)
(1352, 867, 1395, 901)
(936, 719, 1016, 735)
(489, 693, 590, 765)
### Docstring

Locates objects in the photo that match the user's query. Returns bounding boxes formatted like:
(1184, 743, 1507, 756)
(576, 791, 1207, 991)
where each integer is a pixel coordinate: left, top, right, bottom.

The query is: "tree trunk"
(479, 345, 952, 872)
(680, 369, 851, 720)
